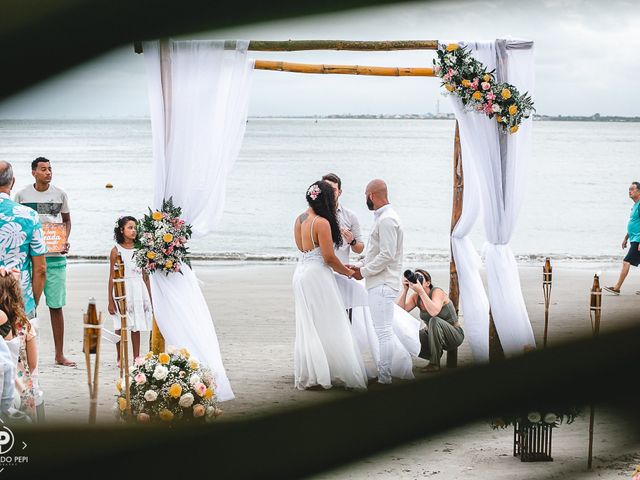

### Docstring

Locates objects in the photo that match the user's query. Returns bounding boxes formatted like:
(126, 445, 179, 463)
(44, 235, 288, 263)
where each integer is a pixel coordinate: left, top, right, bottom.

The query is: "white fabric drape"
(143, 39, 255, 401)
(449, 39, 535, 359)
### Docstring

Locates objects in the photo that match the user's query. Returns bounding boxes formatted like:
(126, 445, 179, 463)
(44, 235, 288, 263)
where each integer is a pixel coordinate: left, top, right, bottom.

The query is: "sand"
(29, 260, 640, 478)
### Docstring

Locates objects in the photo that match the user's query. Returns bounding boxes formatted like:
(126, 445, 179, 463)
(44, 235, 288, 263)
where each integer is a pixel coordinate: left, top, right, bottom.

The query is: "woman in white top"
(292, 180, 368, 390)
(108, 216, 153, 364)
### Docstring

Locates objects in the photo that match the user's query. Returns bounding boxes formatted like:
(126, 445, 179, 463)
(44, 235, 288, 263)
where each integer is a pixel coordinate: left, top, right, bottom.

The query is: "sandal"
(603, 286, 620, 295)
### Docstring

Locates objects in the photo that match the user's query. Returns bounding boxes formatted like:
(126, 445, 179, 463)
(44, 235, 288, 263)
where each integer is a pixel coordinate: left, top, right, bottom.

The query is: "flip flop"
(603, 286, 620, 295)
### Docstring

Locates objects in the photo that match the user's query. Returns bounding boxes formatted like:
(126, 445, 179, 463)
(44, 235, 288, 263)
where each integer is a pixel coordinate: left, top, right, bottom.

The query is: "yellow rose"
(179, 348, 191, 359)
(169, 383, 182, 398)
(189, 360, 199, 370)
(145, 351, 153, 360)
(508, 104, 518, 115)
(158, 352, 170, 364)
(496, 115, 503, 123)
(501, 88, 512, 99)
(204, 388, 213, 400)
(118, 397, 127, 411)
(446, 43, 459, 52)
(165, 260, 174, 269)
(461, 79, 471, 88)
(510, 125, 519, 133)
(162, 233, 173, 243)
(472, 91, 482, 101)
(116, 378, 123, 393)
(151, 211, 163, 221)
(146, 251, 156, 260)
(159, 409, 174, 421)
(445, 84, 455, 92)
(483, 74, 491, 82)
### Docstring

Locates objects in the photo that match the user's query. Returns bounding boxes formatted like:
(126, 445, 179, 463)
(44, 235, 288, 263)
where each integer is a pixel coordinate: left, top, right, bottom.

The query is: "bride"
(293, 180, 368, 390)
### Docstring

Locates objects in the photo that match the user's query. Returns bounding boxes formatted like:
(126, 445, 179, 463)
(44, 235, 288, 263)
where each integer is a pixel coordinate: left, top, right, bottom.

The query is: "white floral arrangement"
(434, 43, 535, 134)
(491, 406, 581, 429)
(115, 347, 222, 423)
(133, 197, 192, 275)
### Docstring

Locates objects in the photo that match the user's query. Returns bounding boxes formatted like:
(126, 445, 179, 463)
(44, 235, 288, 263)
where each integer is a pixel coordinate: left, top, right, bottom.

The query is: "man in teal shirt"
(604, 181, 640, 295)
(0, 161, 48, 316)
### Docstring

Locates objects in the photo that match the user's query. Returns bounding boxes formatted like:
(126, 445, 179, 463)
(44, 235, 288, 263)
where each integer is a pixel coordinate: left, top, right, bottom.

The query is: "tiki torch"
(587, 273, 602, 469)
(113, 253, 131, 416)
(542, 257, 553, 348)
(82, 297, 102, 423)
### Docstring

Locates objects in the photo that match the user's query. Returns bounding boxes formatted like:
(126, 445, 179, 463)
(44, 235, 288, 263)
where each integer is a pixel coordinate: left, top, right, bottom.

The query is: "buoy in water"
(105, 183, 113, 189)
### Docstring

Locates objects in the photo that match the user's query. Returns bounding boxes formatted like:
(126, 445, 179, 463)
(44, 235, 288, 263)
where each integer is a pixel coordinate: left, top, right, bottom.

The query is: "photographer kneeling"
(396, 269, 464, 372)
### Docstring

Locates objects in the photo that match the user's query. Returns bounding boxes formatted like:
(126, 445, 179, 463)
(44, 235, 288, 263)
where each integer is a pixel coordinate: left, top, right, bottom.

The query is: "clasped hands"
(345, 265, 363, 280)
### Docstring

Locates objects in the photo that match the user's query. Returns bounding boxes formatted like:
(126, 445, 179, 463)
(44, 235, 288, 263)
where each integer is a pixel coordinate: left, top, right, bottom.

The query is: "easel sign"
(42, 223, 67, 253)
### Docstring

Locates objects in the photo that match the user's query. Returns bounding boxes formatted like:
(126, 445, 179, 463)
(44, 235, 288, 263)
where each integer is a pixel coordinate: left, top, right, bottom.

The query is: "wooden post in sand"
(82, 297, 102, 423)
(447, 121, 463, 368)
(113, 253, 132, 416)
(587, 273, 602, 469)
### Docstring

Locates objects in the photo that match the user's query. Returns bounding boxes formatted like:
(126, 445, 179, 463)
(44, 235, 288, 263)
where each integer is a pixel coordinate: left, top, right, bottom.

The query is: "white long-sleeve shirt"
(357, 204, 403, 291)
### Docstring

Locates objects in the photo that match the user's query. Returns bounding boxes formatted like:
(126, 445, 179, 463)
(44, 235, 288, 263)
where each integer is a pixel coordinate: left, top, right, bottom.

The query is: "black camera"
(403, 269, 424, 284)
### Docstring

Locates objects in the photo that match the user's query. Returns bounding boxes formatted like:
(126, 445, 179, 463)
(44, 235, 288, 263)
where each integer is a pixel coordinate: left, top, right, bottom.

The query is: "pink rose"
(134, 356, 145, 366)
(447, 68, 455, 76)
(486, 91, 496, 101)
(134, 373, 147, 385)
(481, 82, 491, 91)
(194, 382, 207, 396)
(434, 65, 441, 74)
(193, 404, 206, 418)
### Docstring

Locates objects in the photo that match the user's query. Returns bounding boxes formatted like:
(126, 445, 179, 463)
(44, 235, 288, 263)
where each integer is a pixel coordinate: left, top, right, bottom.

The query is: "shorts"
(43, 256, 67, 309)
(624, 242, 640, 267)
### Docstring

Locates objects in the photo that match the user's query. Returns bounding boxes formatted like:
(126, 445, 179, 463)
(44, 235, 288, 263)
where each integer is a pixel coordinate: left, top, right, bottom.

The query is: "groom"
(349, 179, 404, 384)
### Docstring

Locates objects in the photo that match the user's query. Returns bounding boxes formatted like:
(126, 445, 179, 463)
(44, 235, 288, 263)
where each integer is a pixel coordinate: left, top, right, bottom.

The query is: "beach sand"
(30, 261, 639, 478)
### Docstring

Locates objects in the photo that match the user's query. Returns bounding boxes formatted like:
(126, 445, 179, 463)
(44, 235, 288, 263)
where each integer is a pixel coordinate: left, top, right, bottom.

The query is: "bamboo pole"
(113, 253, 132, 417)
(134, 39, 440, 54)
(542, 257, 553, 348)
(254, 60, 434, 76)
(587, 273, 602, 469)
(447, 121, 463, 369)
(83, 297, 102, 423)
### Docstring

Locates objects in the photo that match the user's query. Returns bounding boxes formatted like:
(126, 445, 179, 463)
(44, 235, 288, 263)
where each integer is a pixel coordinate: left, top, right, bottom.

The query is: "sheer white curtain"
(449, 39, 535, 360)
(143, 39, 255, 401)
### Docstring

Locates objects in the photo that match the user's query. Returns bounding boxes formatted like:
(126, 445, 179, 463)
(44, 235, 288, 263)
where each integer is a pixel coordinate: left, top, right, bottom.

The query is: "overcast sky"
(0, 0, 638, 118)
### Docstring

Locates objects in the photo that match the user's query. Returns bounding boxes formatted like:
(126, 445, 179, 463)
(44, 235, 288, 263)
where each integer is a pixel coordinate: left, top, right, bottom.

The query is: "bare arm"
(143, 271, 152, 304)
(316, 219, 354, 277)
(108, 247, 117, 315)
(396, 281, 418, 311)
(61, 212, 71, 254)
(622, 233, 629, 249)
(25, 327, 38, 373)
(416, 287, 446, 318)
(31, 255, 46, 308)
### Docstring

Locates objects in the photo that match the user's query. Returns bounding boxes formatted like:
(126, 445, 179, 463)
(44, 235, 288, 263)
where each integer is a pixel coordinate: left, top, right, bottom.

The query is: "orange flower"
(116, 378, 123, 393)
(461, 79, 471, 88)
(158, 352, 170, 364)
(204, 388, 214, 400)
(118, 397, 127, 411)
(483, 74, 491, 82)
(501, 88, 512, 99)
(151, 211, 163, 221)
(144, 351, 153, 360)
(169, 383, 182, 398)
(445, 84, 455, 92)
(508, 104, 518, 115)
(472, 91, 482, 101)
(162, 233, 173, 243)
(510, 125, 519, 133)
(165, 260, 174, 269)
(446, 43, 459, 52)
(146, 251, 156, 260)
(496, 115, 503, 123)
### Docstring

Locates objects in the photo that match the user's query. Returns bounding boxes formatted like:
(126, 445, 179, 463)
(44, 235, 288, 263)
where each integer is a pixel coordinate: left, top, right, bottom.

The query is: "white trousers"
(368, 284, 399, 384)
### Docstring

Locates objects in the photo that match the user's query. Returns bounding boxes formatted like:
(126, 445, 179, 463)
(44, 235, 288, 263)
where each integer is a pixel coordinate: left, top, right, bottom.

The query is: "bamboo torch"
(587, 273, 602, 469)
(113, 253, 132, 416)
(82, 297, 102, 423)
(542, 257, 553, 348)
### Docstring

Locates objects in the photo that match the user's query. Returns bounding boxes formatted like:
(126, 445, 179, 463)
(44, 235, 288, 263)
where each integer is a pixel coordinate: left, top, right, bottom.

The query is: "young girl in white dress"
(108, 216, 153, 364)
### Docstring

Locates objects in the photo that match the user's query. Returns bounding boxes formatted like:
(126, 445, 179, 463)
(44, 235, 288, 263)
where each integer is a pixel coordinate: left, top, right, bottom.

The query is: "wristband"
(349, 238, 357, 246)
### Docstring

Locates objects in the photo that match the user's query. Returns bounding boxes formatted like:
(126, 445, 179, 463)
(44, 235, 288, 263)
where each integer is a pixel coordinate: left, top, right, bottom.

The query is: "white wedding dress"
(293, 224, 368, 390)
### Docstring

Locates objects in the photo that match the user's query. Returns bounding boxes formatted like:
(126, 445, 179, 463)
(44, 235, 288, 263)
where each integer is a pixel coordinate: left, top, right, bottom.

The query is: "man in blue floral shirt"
(0, 161, 47, 317)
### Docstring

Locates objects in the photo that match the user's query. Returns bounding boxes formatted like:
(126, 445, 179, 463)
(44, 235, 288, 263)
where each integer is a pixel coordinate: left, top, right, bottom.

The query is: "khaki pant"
(418, 317, 464, 367)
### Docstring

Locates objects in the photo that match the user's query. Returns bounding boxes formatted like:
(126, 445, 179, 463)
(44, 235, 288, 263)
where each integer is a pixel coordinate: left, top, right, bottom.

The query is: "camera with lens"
(403, 269, 424, 284)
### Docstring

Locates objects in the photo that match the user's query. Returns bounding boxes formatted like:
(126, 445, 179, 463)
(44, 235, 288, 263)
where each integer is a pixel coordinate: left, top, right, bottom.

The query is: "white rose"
(527, 412, 541, 423)
(153, 365, 169, 381)
(144, 390, 158, 402)
(179, 393, 194, 408)
(492, 104, 501, 112)
(543, 413, 557, 424)
(189, 374, 201, 386)
(206, 406, 216, 418)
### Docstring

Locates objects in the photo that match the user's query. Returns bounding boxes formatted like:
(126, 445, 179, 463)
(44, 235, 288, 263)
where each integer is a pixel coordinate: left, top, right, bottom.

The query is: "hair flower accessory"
(307, 184, 321, 200)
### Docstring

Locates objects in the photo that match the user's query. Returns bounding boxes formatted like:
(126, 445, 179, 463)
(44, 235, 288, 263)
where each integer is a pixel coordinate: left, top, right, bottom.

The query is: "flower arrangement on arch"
(115, 347, 222, 423)
(490, 406, 581, 430)
(133, 197, 192, 275)
(434, 43, 535, 134)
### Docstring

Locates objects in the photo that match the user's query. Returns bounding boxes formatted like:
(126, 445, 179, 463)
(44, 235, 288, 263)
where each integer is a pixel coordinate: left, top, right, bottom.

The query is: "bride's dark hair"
(306, 180, 343, 248)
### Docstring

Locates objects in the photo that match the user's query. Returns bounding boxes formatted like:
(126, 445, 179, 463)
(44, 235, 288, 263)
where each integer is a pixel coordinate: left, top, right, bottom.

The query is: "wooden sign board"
(42, 223, 67, 253)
